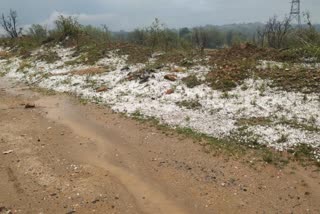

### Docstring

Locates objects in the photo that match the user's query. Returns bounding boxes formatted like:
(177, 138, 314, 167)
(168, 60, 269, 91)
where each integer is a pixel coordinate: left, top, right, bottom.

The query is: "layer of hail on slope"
(0, 46, 319, 162)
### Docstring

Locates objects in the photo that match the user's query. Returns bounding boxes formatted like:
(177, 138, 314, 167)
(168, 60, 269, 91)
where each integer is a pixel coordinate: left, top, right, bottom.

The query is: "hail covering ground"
(0, 45, 319, 161)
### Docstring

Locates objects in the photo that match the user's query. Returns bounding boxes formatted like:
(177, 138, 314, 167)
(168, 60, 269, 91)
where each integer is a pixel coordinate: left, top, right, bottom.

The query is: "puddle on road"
(36, 96, 187, 214)
(0, 76, 189, 214)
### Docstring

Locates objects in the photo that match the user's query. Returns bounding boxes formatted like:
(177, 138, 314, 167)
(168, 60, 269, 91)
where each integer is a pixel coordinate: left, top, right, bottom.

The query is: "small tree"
(146, 18, 165, 52)
(82, 25, 111, 43)
(163, 29, 179, 51)
(54, 15, 82, 40)
(179, 27, 191, 38)
(129, 29, 146, 45)
(296, 12, 320, 46)
(265, 16, 291, 49)
(28, 24, 48, 42)
(192, 27, 208, 53)
(256, 27, 266, 47)
(0, 9, 22, 38)
(101, 24, 112, 42)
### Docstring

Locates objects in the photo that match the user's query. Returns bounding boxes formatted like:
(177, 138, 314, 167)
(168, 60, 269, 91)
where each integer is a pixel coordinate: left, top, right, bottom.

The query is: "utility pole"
(289, 0, 301, 26)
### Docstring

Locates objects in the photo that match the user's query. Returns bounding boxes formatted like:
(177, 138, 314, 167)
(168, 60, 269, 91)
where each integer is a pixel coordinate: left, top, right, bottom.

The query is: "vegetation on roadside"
(1, 9, 320, 167)
(129, 111, 320, 167)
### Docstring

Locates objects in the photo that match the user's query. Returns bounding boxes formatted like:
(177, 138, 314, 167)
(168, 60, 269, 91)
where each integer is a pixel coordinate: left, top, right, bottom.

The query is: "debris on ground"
(0, 207, 12, 214)
(96, 86, 108, 93)
(165, 89, 175, 95)
(121, 66, 130, 71)
(25, 103, 36, 109)
(171, 66, 185, 73)
(3, 150, 13, 155)
(164, 74, 178, 81)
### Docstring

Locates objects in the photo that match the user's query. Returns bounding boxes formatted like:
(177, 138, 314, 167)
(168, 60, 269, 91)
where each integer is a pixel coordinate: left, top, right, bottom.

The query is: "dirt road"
(0, 77, 319, 214)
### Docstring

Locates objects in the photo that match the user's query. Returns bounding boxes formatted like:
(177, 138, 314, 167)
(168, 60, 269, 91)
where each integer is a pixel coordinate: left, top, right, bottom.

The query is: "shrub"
(1, 9, 22, 39)
(28, 24, 48, 43)
(279, 46, 320, 62)
(182, 75, 202, 88)
(82, 25, 111, 44)
(53, 15, 82, 41)
(128, 18, 183, 52)
(176, 100, 202, 109)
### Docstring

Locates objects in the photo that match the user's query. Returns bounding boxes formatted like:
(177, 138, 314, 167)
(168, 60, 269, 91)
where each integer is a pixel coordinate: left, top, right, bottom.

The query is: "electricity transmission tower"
(289, 0, 301, 26)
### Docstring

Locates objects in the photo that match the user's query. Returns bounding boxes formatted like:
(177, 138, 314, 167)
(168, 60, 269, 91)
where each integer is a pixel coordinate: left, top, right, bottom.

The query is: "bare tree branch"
(0, 9, 21, 38)
(259, 16, 291, 49)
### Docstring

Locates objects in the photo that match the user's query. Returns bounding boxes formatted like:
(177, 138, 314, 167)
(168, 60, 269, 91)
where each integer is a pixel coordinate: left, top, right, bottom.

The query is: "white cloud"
(0, 28, 6, 37)
(0, 0, 320, 32)
(40, 11, 131, 31)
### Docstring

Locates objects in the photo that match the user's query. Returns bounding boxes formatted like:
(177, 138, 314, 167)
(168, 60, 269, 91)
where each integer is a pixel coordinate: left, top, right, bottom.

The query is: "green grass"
(182, 75, 202, 88)
(175, 127, 248, 157)
(36, 51, 61, 63)
(291, 144, 319, 165)
(128, 112, 287, 165)
(277, 118, 319, 132)
(176, 100, 202, 109)
(110, 108, 320, 167)
(260, 150, 289, 166)
(235, 117, 273, 127)
(61, 78, 72, 85)
(18, 60, 32, 71)
(72, 44, 107, 65)
(64, 58, 81, 66)
(279, 46, 320, 62)
(257, 67, 320, 94)
(173, 126, 291, 168)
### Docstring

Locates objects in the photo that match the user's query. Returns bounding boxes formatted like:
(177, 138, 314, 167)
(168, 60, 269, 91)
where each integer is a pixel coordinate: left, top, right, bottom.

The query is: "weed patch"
(257, 67, 320, 94)
(182, 75, 202, 88)
(36, 51, 61, 63)
(176, 100, 202, 109)
(236, 117, 273, 127)
(206, 66, 251, 91)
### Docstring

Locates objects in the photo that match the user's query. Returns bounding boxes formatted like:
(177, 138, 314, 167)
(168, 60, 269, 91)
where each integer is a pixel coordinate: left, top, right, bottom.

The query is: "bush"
(279, 46, 320, 62)
(182, 75, 202, 88)
(128, 18, 183, 52)
(28, 24, 48, 43)
(82, 25, 111, 44)
(53, 15, 82, 41)
(283, 24, 320, 62)
(129, 29, 146, 45)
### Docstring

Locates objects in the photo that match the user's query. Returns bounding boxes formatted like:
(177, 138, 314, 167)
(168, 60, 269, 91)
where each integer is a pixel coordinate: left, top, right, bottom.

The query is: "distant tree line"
(122, 22, 255, 50)
(0, 9, 319, 58)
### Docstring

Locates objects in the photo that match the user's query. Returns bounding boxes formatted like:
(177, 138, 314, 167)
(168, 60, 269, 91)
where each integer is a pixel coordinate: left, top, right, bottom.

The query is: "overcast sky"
(0, 0, 319, 31)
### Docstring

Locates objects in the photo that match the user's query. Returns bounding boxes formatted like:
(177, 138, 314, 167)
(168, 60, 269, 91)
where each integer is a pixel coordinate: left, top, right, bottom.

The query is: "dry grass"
(70, 67, 109, 76)
(36, 51, 61, 63)
(204, 44, 320, 93)
(206, 66, 251, 91)
(236, 117, 273, 127)
(182, 75, 202, 88)
(0, 51, 10, 59)
(206, 43, 281, 62)
(257, 67, 320, 94)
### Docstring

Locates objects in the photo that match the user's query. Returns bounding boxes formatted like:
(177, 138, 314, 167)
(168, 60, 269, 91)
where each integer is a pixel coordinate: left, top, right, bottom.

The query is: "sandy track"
(0, 77, 319, 214)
